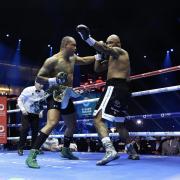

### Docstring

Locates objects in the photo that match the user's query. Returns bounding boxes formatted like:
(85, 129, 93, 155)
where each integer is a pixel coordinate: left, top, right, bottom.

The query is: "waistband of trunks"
(106, 78, 128, 86)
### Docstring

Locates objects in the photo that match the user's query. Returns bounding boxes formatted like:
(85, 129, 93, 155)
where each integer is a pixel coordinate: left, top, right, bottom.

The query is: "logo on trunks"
(111, 100, 121, 115)
(114, 100, 121, 108)
(111, 107, 120, 115)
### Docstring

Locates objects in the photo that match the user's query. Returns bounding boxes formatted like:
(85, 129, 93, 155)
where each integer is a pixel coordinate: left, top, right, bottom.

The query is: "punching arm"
(76, 24, 123, 58)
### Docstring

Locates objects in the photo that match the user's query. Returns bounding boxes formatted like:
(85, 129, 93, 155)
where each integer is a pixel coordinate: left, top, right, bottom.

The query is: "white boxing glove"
(48, 72, 68, 87)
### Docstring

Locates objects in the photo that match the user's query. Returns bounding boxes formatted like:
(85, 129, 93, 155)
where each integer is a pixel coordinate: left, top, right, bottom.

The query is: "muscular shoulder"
(70, 54, 77, 61)
(38, 56, 58, 76)
(68, 54, 81, 64)
(109, 47, 129, 62)
(44, 56, 58, 66)
(113, 47, 128, 56)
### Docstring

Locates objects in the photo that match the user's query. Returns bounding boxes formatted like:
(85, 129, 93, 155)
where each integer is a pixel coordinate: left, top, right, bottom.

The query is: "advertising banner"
(0, 96, 7, 144)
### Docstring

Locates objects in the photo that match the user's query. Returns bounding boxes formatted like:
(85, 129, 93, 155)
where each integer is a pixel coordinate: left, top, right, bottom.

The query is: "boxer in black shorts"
(93, 78, 130, 123)
(77, 25, 140, 165)
(26, 36, 96, 168)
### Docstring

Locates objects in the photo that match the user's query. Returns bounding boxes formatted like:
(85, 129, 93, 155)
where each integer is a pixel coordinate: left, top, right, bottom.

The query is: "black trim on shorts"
(61, 100, 75, 115)
(47, 96, 75, 115)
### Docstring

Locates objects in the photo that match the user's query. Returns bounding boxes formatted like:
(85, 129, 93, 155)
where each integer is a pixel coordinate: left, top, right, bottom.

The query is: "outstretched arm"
(74, 55, 95, 65)
(76, 24, 125, 58)
(93, 42, 124, 58)
(74, 53, 108, 72)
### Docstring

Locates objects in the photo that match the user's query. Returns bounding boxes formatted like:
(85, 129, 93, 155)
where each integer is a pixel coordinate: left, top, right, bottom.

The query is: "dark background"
(1, 0, 180, 132)
(0, 0, 179, 68)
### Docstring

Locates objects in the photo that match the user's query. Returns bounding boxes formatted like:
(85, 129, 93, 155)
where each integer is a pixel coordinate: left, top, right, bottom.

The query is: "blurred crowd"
(3, 136, 180, 157)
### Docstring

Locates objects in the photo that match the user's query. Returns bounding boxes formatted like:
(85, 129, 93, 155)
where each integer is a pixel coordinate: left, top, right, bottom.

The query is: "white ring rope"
(7, 131, 180, 140)
(4, 66, 180, 141)
(7, 84, 180, 113)
(7, 109, 21, 113)
(131, 85, 180, 97)
(6, 84, 180, 140)
(7, 112, 180, 128)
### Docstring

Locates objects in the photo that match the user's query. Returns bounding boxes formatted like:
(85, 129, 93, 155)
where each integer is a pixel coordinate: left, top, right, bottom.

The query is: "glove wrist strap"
(86, 37, 96, 46)
(48, 77, 57, 87)
(94, 54, 102, 61)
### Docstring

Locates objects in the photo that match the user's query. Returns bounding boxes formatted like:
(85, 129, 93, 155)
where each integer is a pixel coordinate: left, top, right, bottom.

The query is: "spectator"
(162, 137, 180, 156)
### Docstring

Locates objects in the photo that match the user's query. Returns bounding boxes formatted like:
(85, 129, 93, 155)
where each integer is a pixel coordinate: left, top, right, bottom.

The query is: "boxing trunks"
(93, 78, 130, 122)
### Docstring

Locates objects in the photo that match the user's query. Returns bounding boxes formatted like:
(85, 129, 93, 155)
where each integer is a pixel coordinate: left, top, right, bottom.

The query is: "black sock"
(64, 136, 73, 148)
(32, 131, 48, 150)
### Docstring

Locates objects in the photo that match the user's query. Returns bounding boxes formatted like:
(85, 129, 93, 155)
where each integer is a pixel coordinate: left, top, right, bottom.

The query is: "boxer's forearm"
(36, 76, 49, 85)
(75, 56, 95, 65)
(36, 72, 68, 87)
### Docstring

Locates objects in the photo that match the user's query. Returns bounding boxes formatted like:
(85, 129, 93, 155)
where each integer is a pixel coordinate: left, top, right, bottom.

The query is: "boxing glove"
(76, 24, 90, 40)
(48, 72, 68, 87)
(76, 24, 96, 46)
(56, 72, 68, 85)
